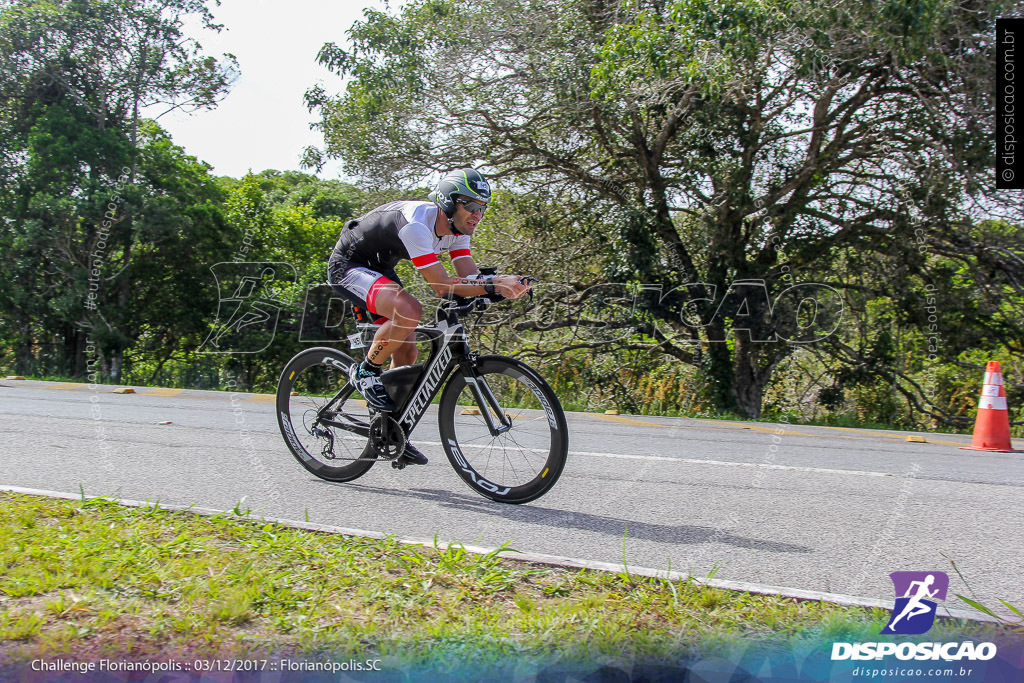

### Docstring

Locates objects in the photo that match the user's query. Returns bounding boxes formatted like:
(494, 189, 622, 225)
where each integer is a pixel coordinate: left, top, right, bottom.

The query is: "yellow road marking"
(804, 424, 968, 447)
(32, 378, 972, 446)
(592, 413, 670, 428)
(142, 388, 184, 397)
(902, 437, 967, 447)
(697, 420, 819, 438)
(593, 413, 819, 435)
(818, 425, 909, 438)
(591, 413, 965, 446)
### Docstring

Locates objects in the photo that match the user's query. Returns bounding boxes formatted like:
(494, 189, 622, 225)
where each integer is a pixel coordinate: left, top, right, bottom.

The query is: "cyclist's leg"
(364, 282, 421, 368)
(376, 270, 418, 367)
(328, 265, 428, 463)
(329, 263, 421, 369)
(326, 266, 402, 411)
(389, 329, 418, 367)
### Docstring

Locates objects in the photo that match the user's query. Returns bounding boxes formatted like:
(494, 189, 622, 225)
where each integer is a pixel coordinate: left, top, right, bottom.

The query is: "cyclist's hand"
(494, 274, 533, 299)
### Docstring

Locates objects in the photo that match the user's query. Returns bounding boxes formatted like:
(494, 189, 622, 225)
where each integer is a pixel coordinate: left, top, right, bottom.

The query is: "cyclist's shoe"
(399, 442, 428, 466)
(348, 363, 396, 412)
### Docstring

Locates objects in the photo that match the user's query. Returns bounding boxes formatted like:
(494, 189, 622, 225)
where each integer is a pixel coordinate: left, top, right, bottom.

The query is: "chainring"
(369, 413, 406, 461)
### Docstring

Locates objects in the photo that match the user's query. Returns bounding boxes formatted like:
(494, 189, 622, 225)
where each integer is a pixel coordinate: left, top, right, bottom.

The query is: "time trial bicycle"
(276, 289, 568, 504)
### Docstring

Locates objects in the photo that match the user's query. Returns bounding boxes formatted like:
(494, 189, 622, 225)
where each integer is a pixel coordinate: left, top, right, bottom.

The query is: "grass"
(0, 492, 1016, 677)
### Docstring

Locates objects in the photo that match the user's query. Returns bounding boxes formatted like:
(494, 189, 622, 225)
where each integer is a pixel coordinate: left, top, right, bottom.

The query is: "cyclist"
(327, 169, 533, 464)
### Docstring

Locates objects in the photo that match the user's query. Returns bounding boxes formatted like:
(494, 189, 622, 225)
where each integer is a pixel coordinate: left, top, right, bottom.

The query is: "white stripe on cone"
(981, 385, 1003, 397)
(983, 372, 1003, 386)
(979, 396, 1009, 410)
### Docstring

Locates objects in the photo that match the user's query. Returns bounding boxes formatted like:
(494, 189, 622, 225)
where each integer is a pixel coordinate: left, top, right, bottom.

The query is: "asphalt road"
(2, 378, 1022, 618)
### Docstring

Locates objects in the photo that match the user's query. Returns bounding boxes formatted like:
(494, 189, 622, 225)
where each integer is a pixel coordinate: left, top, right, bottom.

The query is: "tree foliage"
(0, 0, 237, 136)
(306, 0, 1024, 419)
(0, 0, 1020, 431)
(0, 0, 238, 380)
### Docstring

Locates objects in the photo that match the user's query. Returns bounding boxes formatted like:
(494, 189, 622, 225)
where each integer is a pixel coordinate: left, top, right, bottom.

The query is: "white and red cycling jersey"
(329, 200, 472, 273)
(327, 201, 474, 319)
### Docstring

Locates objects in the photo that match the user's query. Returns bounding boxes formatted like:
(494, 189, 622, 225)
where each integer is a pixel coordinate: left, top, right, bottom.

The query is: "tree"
(306, 0, 1023, 418)
(0, 0, 238, 379)
(98, 122, 236, 382)
(0, 0, 237, 155)
(205, 171, 367, 391)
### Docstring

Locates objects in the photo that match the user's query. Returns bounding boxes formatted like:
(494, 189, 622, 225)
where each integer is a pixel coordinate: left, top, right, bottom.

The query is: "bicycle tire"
(276, 347, 376, 482)
(438, 355, 568, 504)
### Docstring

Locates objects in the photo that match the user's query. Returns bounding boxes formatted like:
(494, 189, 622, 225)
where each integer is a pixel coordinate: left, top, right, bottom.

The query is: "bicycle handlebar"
(437, 276, 538, 318)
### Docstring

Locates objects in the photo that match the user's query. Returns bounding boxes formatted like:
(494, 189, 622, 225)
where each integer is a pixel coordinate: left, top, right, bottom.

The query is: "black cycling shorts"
(327, 261, 405, 324)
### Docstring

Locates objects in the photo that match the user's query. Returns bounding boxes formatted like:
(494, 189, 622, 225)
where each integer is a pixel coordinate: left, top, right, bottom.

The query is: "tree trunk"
(108, 350, 123, 384)
(704, 324, 736, 414)
(731, 336, 774, 419)
(61, 324, 85, 377)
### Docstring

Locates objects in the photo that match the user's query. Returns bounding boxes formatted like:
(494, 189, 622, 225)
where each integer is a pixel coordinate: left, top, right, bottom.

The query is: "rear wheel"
(438, 356, 568, 504)
(276, 347, 376, 482)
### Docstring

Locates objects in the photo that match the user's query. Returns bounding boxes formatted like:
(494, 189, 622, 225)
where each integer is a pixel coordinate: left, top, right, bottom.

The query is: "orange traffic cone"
(960, 361, 1021, 453)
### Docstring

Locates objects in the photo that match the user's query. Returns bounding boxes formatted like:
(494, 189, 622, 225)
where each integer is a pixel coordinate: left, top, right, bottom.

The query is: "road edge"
(1, 484, 999, 626)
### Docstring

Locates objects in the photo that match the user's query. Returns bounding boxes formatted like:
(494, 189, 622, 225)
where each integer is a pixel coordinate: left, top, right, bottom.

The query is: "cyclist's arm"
(451, 254, 533, 298)
(418, 262, 492, 297)
(418, 263, 532, 299)
(452, 253, 480, 278)
(400, 223, 530, 298)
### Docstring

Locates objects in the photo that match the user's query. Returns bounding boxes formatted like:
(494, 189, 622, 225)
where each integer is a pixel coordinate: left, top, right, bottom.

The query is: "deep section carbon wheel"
(438, 356, 568, 504)
(276, 347, 376, 482)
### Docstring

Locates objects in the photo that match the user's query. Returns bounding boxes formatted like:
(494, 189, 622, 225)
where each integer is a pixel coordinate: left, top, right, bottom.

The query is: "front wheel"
(438, 356, 568, 504)
(276, 347, 376, 482)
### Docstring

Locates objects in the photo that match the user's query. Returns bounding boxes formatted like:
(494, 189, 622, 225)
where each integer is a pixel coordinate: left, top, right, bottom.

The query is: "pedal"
(391, 459, 407, 470)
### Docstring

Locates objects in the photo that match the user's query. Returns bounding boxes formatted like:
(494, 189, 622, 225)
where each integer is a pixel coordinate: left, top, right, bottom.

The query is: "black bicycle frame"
(313, 301, 513, 438)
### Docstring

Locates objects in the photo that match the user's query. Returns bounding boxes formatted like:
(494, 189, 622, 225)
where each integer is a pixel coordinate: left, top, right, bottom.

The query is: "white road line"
(410, 440, 898, 477)
(571, 451, 899, 477)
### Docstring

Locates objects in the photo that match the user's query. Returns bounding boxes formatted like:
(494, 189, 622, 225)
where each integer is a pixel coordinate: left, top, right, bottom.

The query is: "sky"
(145, 0, 390, 180)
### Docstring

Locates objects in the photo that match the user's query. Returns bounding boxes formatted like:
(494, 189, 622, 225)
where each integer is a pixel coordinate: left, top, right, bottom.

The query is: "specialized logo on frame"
(880, 571, 949, 635)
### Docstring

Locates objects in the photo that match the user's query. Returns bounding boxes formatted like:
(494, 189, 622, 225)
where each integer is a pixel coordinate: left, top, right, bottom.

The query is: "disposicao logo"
(881, 571, 949, 635)
(830, 570, 997, 663)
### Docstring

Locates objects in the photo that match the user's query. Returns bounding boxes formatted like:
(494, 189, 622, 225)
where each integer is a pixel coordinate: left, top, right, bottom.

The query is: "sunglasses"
(455, 197, 487, 214)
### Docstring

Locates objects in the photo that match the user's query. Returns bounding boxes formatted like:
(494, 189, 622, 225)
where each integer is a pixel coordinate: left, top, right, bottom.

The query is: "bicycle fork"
(462, 369, 512, 436)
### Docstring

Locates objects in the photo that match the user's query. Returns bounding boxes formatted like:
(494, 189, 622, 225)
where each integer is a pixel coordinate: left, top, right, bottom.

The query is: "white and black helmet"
(429, 168, 491, 218)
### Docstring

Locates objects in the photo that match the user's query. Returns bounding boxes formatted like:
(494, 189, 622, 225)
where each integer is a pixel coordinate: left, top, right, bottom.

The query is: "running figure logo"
(199, 262, 296, 354)
(881, 571, 949, 635)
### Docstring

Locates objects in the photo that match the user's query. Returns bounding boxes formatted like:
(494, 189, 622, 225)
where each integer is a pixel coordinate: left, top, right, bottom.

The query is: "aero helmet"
(430, 168, 491, 219)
